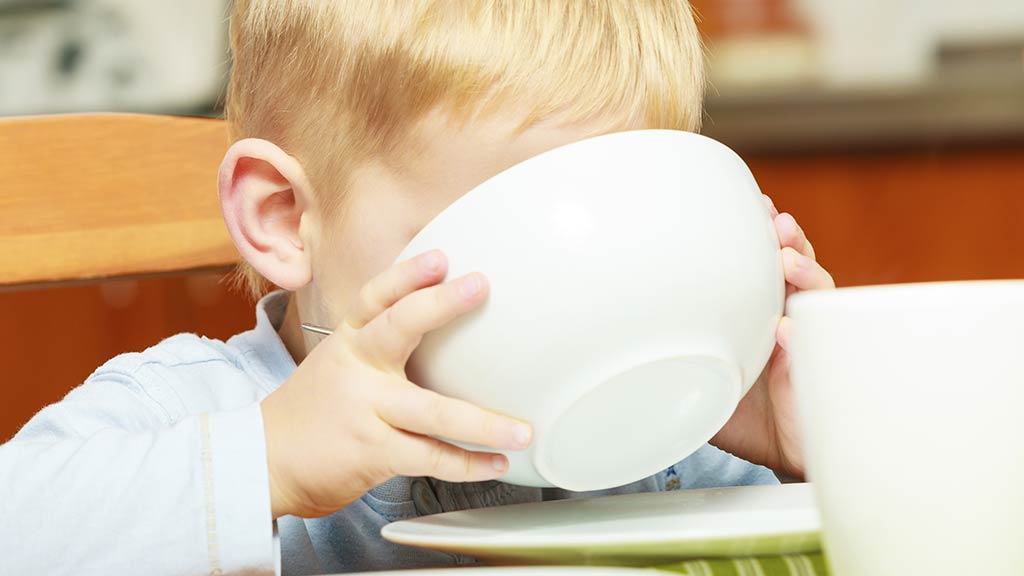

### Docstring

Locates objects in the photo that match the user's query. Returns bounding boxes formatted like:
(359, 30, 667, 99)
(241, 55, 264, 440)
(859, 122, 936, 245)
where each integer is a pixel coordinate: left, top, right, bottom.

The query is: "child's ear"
(218, 138, 314, 291)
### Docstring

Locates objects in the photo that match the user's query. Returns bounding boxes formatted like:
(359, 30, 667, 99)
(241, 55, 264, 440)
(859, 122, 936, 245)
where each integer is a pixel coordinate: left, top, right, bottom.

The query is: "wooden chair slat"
(0, 114, 237, 287)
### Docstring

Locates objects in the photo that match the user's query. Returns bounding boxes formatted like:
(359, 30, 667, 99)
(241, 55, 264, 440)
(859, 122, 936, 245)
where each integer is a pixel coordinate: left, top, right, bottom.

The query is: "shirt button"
(411, 478, 443, 516)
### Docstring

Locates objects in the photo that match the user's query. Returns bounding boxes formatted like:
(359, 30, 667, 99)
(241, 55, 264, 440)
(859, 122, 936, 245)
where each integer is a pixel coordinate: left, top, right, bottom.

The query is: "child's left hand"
(710, 196, 835, 479)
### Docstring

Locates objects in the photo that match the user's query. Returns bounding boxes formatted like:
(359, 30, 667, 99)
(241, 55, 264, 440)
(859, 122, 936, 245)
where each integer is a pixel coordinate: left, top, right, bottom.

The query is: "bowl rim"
(397, 129, 745, 261)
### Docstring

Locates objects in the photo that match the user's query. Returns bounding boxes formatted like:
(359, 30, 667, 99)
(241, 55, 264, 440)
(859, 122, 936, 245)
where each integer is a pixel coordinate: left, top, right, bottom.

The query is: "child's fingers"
(376, 380, 532, 452)
(386, 430, 509, 482)
(776, 316, 793, 351)
(775, 212, 816, 261)
(345, 250, 448, 330)
(355, 272, 489, 367)
(763, 194, 780, 219)
(782, 247, 835, 291)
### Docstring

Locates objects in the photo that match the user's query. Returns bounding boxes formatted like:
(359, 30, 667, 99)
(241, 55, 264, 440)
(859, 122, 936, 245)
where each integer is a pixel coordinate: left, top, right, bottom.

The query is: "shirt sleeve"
(0, 370, 275, 575)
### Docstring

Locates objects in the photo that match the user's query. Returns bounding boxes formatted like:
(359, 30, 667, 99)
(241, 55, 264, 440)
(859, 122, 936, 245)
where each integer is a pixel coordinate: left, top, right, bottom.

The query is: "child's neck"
(277, 293, 309, 365)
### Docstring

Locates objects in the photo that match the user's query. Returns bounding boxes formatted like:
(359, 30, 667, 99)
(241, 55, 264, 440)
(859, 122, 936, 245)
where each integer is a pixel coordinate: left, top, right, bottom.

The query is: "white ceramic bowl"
(398, 130, 784, 491)
(788, 281, 1024, 576)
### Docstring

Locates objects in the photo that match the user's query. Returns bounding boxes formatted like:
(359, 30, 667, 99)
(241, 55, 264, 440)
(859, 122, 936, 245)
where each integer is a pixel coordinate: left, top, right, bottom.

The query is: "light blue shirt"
(0, 292, 777, 576)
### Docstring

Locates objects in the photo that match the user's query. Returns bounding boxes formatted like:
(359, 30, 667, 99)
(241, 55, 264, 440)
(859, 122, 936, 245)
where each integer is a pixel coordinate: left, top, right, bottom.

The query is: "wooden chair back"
(0, 114, 236, 289)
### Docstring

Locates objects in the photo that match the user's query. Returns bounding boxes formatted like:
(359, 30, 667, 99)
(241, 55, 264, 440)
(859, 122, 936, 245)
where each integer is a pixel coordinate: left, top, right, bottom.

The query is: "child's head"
(219, 0, 705, 332)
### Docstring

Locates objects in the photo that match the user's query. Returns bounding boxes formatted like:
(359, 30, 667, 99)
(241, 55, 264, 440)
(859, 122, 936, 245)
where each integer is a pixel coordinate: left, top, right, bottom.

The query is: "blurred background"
(1, 0, 1023, 440)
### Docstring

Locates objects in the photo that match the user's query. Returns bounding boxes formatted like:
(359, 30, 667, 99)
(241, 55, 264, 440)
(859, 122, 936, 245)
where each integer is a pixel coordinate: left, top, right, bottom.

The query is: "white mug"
(788, 281, 1024, 575)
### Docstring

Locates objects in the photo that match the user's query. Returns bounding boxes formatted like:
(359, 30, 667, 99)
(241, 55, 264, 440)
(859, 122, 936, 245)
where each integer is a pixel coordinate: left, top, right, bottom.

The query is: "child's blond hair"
(227, 0, 706, 296)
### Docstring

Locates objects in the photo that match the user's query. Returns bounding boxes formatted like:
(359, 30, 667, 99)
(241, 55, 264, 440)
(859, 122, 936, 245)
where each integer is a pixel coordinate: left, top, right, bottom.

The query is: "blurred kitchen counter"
(705, 41, 1024, 152)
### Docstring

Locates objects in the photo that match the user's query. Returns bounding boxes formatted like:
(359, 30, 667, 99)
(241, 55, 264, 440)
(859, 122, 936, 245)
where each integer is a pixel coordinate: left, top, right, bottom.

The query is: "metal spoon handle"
(300, 323, 333, 337)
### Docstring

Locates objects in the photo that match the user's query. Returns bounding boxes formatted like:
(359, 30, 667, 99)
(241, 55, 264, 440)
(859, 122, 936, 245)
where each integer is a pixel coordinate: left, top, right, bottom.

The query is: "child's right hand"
(260, 251, 532, 519)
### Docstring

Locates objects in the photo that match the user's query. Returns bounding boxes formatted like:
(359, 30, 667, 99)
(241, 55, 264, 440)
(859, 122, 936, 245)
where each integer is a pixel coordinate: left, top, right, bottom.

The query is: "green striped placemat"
(656, 554, 829, 576)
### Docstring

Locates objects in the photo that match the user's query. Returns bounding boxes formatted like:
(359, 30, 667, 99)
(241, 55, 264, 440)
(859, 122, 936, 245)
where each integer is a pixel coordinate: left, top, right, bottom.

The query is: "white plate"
(382, 484, 821, 565)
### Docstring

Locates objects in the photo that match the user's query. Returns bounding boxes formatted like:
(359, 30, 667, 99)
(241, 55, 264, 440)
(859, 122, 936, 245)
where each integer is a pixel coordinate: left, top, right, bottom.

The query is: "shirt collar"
(229, 290, 298, 393)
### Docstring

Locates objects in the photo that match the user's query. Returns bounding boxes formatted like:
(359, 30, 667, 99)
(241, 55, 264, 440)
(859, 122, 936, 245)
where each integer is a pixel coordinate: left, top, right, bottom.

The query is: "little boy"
(0, 1, 834, 574)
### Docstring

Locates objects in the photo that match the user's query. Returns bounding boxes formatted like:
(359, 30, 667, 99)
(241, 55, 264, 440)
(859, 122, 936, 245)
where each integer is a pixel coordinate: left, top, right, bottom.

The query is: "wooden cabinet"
(748, 146, 1024, 286)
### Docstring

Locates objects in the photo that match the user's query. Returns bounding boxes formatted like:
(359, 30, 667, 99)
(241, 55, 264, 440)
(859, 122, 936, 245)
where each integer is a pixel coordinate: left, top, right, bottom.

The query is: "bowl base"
(535, 355, 742, 492)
